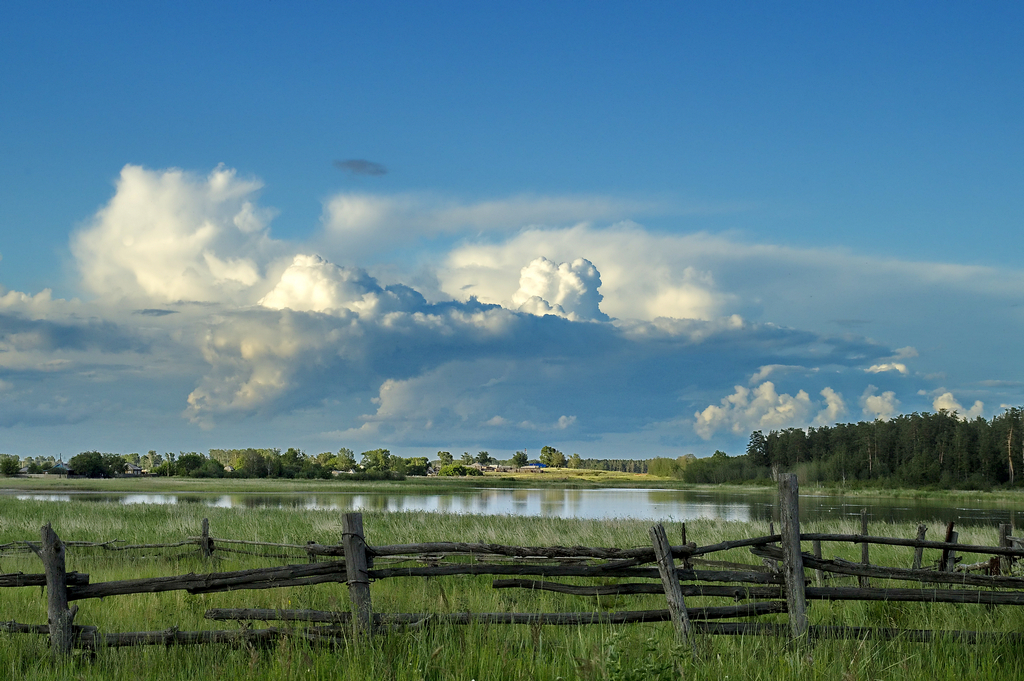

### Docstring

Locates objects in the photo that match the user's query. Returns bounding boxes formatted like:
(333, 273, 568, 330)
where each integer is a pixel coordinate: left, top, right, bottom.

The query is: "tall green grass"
(2, 497, 1023, 680)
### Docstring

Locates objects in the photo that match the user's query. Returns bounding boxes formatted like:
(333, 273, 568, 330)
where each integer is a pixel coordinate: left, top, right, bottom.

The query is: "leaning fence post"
(811, 539, 824, 587)
(999, 524, 1012, 575)
(650, 523, 691, 649)
(342, 512, 373, 636)
(200, 518, 213, 559)
(39, 523, 76, 659)
(858, 508, 870, 588)
(945, 531, 959, 573)
(778, 474, 808, 640)
(940, 521, 956, 572)
(912, 524, 927, 570)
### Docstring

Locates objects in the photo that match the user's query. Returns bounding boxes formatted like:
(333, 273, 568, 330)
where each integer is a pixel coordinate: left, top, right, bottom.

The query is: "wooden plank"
(369, 563, 785, 583)
(779, 474, 808, 639)
(342, 513, 373, 637)
(650, 523, 692, 647)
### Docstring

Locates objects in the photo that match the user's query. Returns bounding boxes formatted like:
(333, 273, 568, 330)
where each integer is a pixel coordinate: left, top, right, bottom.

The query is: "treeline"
(646, 408, 1024, 490)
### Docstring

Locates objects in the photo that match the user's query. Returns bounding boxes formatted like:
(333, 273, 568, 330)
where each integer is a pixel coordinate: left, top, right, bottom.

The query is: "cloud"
(333, 159, 388, 176)
(931, 391, 985, 420)
(319, 194, 662, 261)
(860, 385, 900, 421)
(71, 164, 283, 305)
(813, 387, 848, 426)
(694, 382, 828, 439)
(258, 254, 426, 316)
(865, 363, 908, 374)
(511, 257, 608, 322)
(442, 223, 732, 322)
(749, 364, 810, 384)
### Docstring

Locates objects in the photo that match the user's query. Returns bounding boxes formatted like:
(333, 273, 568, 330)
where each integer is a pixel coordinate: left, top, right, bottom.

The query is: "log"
(650, 523, 691, 647)
(200, 518, 213, 558)
(74, 626, 345, 649)
(692, 621, 1024, 643)
(491, 578, 779, 599)
(205, 601, 786, 626)
(779, 474, 808, 639)
(39, 524, 75, 659)
(752, 546, 1024, 589)
(368, 562, 786, 583)
(797, 533, 1024, 558)
(0, 572, 89, 588)
(811, 540, 824, 587)
(945, 531, 959, 573)
(67, 561, 348, 600)
(342, 513, 373, 637)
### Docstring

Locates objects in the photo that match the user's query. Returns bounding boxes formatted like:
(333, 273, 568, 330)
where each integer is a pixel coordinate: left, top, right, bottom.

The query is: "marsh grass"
(2, 497, 1024, 680)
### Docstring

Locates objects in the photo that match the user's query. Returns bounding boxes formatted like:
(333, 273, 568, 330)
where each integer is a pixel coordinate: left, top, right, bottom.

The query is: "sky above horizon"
(1, 3, 1022, 460)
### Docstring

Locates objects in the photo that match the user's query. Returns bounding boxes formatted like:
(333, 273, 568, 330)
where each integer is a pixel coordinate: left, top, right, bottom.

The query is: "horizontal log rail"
(368, 563, 785, 584)
(752, 545, 1024, 589)
(693, 621, 1024, 643)
(67, 561, 349, 600)
(799, 532, 1024, 558)
(205, 601, 787, 625)
(0, 571, 89, 588)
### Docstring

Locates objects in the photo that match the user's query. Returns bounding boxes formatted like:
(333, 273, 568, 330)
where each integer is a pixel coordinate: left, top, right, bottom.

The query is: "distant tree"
(539, 446, 566, 468)
(475, 451, 493, 465)
(176, 452, 206, 476)
(0, 454, 20, 476)
(647, 457, 681, 478)
(567, 453, 583, 469)
(510, 451, 529, 468)
(747, 430, 769, 467)
(124, 452, 141, 465)
(335, 448, 357, 471)
(460, 452, 474, 464)
(405, 457, 430, 476)
(361, 448, 392, 472)
(437, 451, 453, 466)
(69, 451, 111, 478)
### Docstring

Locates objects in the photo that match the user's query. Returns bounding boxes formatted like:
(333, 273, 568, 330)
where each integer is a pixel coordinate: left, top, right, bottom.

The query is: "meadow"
(2, 494, 1024, 680)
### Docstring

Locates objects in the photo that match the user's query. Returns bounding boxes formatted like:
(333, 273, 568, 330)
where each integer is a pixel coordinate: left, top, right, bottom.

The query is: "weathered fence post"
(999, 524, 1012, 575)
(858, 508, 870, 588)
(200, 518, 213, 559)
(650, 523, 692, 649)
(342, 512, 373, 636)
(945, 531, 959, 573)
(940, 521, 956, 572)
(811, 539, 824, 587)
(39, 523, 76, 659)
(778, 474, 808, 640)
(912, 524, 927, 570)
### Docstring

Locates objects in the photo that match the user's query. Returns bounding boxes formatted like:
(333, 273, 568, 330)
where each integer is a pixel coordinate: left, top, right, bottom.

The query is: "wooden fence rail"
(5, 476, 1024, 659)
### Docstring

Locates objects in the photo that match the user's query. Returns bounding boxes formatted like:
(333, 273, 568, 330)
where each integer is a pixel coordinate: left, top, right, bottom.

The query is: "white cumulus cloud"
(511, 257, 608, 321)
(71, 164, 283, 305)
(932, 391, 984, 420)
(860, 385, 900, 421)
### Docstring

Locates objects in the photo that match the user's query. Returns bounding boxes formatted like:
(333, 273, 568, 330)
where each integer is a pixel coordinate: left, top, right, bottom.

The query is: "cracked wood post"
(200, 518, 212, 559)
(779, 474, 808, 640)
(342, 513, 373, 637)
(40, 523, 76, 659)
(912, 524, 927, 570)
(999, 524, 1012, 575)
(945, 531, 959, 573)
(650, 523, 692, 649)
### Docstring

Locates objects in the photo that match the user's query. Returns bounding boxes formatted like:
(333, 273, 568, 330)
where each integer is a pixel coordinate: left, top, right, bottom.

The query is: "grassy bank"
(2, 497, 1024, 680)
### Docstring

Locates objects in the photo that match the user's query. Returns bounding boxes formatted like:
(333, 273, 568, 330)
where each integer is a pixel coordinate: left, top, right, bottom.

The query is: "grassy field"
(2, 495, 1024, 680)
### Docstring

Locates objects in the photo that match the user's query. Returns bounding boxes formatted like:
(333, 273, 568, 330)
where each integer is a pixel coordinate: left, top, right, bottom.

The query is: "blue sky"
(1, 3, 1022, 460)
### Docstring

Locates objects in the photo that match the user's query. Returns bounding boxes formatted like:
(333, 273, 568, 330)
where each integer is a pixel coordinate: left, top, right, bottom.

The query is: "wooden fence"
(5, 474, 1024, 659)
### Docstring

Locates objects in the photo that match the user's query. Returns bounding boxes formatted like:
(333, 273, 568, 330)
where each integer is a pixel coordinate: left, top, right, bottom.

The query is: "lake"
(6, 487, 1022, 526)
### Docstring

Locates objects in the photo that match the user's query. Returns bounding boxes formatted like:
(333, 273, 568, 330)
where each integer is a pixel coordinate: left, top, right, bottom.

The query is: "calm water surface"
(6, 487, 1023, 526)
